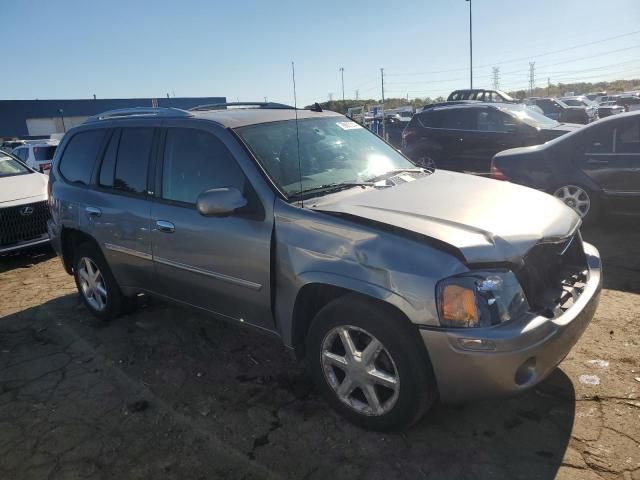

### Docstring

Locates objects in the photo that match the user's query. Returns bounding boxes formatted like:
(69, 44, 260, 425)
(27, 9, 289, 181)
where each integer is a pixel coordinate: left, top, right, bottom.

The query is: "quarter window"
(615, 120, 640, 154)
(59, 130, 105, 185)
(161, 128, 245, 204)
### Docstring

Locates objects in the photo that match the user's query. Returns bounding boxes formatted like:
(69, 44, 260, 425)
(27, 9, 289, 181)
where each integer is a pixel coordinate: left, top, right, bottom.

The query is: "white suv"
(11, 140, 59, 173)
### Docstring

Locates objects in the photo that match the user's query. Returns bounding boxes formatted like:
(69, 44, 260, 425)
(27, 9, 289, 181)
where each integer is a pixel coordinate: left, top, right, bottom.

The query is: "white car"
(0, 151, 50, 253)
(11, 140, 59, 173)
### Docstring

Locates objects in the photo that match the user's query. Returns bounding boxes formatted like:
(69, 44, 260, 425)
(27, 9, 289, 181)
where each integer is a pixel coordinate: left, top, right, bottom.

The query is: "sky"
(2, 0, 640, 106)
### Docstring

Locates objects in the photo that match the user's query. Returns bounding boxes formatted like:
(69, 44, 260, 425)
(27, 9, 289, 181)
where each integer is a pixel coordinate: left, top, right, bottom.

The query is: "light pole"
(466, 0, 473, 89)
(339, 67, 345, 103)
(58, 109, 66, 133)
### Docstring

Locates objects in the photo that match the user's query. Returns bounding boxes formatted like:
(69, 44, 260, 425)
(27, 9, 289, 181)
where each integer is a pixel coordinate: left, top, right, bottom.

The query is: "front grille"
(516, 233, 588, 314)
(0, 200, 50, 247)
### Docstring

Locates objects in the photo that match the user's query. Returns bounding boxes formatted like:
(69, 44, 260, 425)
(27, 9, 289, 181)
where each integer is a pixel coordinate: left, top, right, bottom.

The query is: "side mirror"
(196, 187, 247, 216)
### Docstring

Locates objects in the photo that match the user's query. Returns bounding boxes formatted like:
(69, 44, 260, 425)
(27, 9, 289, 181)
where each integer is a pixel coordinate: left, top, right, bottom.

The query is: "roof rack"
(189, 102, 295, 112)
(85, 107, 192, 123)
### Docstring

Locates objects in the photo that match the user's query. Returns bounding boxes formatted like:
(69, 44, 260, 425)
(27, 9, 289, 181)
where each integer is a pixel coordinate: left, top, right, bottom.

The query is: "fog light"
(457, 338, 496, 351)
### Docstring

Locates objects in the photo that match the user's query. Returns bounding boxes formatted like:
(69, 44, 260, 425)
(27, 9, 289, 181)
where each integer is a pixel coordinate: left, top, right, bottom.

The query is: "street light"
(466, 0, 473, 89)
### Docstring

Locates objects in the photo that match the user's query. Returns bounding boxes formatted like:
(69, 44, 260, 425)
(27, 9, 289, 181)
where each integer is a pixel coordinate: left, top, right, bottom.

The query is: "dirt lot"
(0, 219, 639, 480)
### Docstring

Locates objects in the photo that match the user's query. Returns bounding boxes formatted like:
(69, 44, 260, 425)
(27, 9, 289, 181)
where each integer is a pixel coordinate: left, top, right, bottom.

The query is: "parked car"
(597, 101, 625, 118)
(401, 102, 580, 173)
(491, 111, 640, 223)
(617, 95, 640, 112)
(0, 151, 50, 254)
(585, 92, 607, 101)
(11, 140, 59, 172)
(526, 98, 590, 124)
(1, 140, 25, 153)
(559, 96, 598, 122)
(595, 95, 619, 104)
(447, 89, 515, 103)
(48, 105, 601, 431)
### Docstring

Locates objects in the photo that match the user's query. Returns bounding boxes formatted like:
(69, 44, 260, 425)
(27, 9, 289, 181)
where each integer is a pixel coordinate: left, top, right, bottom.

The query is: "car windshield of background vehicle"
(0, 153, 31, 177)
(562, 99, 582, 106)
(237, 117, 416, 198)
(499, 105, 560, 128)
(34, 146, 57, 161)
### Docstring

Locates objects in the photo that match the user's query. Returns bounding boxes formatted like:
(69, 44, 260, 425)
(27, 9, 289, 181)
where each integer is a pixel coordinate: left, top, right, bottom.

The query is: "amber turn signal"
(440, 284, 479, 327)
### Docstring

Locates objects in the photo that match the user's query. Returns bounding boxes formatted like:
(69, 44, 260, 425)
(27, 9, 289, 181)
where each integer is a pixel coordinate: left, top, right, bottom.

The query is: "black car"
(597, 101, 625, 118)
(447, 89, 515, 103)
(401, 102, 580, 173)
(491, 111, 640, 223)
(527, 98, 590, 124)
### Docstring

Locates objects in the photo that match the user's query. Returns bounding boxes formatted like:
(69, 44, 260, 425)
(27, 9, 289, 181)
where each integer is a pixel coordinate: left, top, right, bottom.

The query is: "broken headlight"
(436, 270, 530, 328)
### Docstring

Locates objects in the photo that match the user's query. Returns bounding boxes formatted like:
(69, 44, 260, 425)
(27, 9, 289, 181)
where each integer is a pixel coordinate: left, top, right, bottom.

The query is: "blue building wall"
(0, 97, 226, 138)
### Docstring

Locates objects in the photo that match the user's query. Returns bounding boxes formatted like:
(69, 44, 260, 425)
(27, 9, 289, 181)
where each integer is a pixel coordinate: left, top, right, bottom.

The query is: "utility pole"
(492, 67, 500, 90)
(547, 77, 551, 97)
(466, 0, 473, 89)
(264, 96, 268, 103)
(381, 68, 386, 139)
(328, 93, 333, 101)
(528, 62, 536, 97)
(339, 67, 345, 102)
(355, 89, 359, 100)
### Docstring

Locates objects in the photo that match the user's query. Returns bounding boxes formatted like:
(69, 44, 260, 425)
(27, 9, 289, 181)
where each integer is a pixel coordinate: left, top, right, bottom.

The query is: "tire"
(73, 242, 127, 321)
(306, 294, 438, 431)
(551, 184, 601, 226)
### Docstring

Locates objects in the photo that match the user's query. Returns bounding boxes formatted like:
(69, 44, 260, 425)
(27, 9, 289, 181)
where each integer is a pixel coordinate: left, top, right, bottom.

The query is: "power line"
(385, 30, 640, 77)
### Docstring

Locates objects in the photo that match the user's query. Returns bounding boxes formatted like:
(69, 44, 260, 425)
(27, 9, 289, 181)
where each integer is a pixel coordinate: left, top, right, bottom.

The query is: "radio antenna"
(291, 61, 304, 209)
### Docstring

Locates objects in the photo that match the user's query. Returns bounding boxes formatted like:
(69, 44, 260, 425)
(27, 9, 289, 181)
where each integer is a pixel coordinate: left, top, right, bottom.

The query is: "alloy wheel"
(320, 325, 400, 416)
(553, 185, 591, 217)
(78, 257, 108, 312)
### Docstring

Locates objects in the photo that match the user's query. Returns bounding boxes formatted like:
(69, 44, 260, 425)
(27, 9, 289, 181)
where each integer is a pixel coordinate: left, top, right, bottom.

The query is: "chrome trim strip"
(154, 256, 262, 291)
(104, 243, 153, 261)
(586, 152, 639, 157)
(0, 235, 49, 254)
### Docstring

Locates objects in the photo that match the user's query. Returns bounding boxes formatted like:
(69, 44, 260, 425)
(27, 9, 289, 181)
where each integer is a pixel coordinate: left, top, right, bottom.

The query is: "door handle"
(155, 220, 175, 233)
(85, 206, 102, 217)
(586, 158, 609, 164)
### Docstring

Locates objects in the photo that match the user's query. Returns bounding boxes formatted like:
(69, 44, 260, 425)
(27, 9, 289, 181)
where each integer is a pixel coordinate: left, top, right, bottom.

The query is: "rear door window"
(442, 109, 476, 130)
(113, 128, 154, 194)
(416, 110, 444, 128)
(161, 128, 245, 205)
(59, 130, 105, 185)
(615, 120, 640, 154)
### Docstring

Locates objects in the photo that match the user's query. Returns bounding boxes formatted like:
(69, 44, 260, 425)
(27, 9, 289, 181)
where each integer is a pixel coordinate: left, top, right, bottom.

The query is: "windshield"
(497, 105, 560, 128)
(0, 153, 31, 177)
(34, 145, 57, 161)
(237, 116, 416, 198)
(561, 99, 582, 106)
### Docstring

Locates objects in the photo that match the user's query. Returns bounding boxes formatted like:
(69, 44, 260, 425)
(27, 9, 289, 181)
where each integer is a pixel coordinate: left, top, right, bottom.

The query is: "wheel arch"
(60, 227, 101, 274)
(288, 275, 418, 360)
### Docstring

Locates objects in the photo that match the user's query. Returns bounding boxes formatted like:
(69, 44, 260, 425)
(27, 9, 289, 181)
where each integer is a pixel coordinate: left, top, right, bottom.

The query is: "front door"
(578, 118, 640, 214)
(150, 126, 274, 330)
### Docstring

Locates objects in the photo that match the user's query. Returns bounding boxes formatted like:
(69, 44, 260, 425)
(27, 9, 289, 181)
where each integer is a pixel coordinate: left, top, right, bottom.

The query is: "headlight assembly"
(436, 270, 529, 328)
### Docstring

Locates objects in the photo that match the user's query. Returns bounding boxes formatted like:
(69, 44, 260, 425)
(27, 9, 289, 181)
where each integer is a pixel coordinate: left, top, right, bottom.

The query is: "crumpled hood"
(312, 170, 580, 264)
(0, 173, 48, 206)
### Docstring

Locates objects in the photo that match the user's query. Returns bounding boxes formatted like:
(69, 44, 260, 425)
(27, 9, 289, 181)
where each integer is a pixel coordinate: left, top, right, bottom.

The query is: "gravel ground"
(0, 219, 638, 480)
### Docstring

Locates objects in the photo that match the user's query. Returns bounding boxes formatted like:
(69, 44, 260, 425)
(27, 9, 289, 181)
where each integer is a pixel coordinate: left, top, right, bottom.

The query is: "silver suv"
(48, 104, 602, 430)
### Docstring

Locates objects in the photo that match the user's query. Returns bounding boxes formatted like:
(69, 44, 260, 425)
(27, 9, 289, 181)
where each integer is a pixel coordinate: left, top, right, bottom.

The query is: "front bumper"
(421, 242, 602, 404)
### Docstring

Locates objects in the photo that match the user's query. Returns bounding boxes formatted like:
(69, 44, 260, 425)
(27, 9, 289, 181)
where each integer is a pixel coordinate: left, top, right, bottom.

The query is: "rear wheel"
(553, 184, 600, 225)
(73, 242, 127, 321)
(306, 295, 437, 431)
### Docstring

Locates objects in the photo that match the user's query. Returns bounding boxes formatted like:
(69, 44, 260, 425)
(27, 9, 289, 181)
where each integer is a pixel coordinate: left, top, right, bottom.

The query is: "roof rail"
(189, 102, 295, 112)
(85, 107, 192, 123)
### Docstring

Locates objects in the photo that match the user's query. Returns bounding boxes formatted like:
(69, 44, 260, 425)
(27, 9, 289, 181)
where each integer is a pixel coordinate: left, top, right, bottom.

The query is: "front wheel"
(306, 295, 438, 431)
(552, 184, 600, 225)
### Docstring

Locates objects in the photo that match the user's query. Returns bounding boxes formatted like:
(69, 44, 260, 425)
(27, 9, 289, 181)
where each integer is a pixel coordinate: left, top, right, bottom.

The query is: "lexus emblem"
(20, 206, 34, 216)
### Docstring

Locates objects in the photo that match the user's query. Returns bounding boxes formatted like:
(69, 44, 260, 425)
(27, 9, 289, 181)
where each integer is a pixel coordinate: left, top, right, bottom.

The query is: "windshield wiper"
(288, 181, 376, 200)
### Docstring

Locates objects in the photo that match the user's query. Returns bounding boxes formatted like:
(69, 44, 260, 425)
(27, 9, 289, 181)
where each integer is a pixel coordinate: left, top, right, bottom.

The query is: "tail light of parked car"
(490, 161, 508, 181)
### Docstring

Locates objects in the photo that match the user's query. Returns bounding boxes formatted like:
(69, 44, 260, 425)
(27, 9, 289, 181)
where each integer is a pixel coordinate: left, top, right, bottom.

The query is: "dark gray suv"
(48, 104, 602, 430)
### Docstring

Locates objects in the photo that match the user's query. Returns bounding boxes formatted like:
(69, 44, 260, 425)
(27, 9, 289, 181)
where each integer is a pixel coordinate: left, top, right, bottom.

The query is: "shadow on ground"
(582, 216, 640, 293)
(0, 244, 56, 274)
(0, 294, 576, 479)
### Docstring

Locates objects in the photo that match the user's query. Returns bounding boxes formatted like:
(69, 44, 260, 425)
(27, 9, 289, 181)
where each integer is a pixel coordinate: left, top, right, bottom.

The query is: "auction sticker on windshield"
(336, 121, 363, 130)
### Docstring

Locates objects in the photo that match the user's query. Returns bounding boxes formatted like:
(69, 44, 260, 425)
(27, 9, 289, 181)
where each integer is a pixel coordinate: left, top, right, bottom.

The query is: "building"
(0, 96, 226, 140)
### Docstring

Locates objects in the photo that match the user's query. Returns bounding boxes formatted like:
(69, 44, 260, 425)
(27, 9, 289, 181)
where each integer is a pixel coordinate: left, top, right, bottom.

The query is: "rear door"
(88, 126, 157, 288)
(577, 117, 640, 213)
(150, 124, 274, 330)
